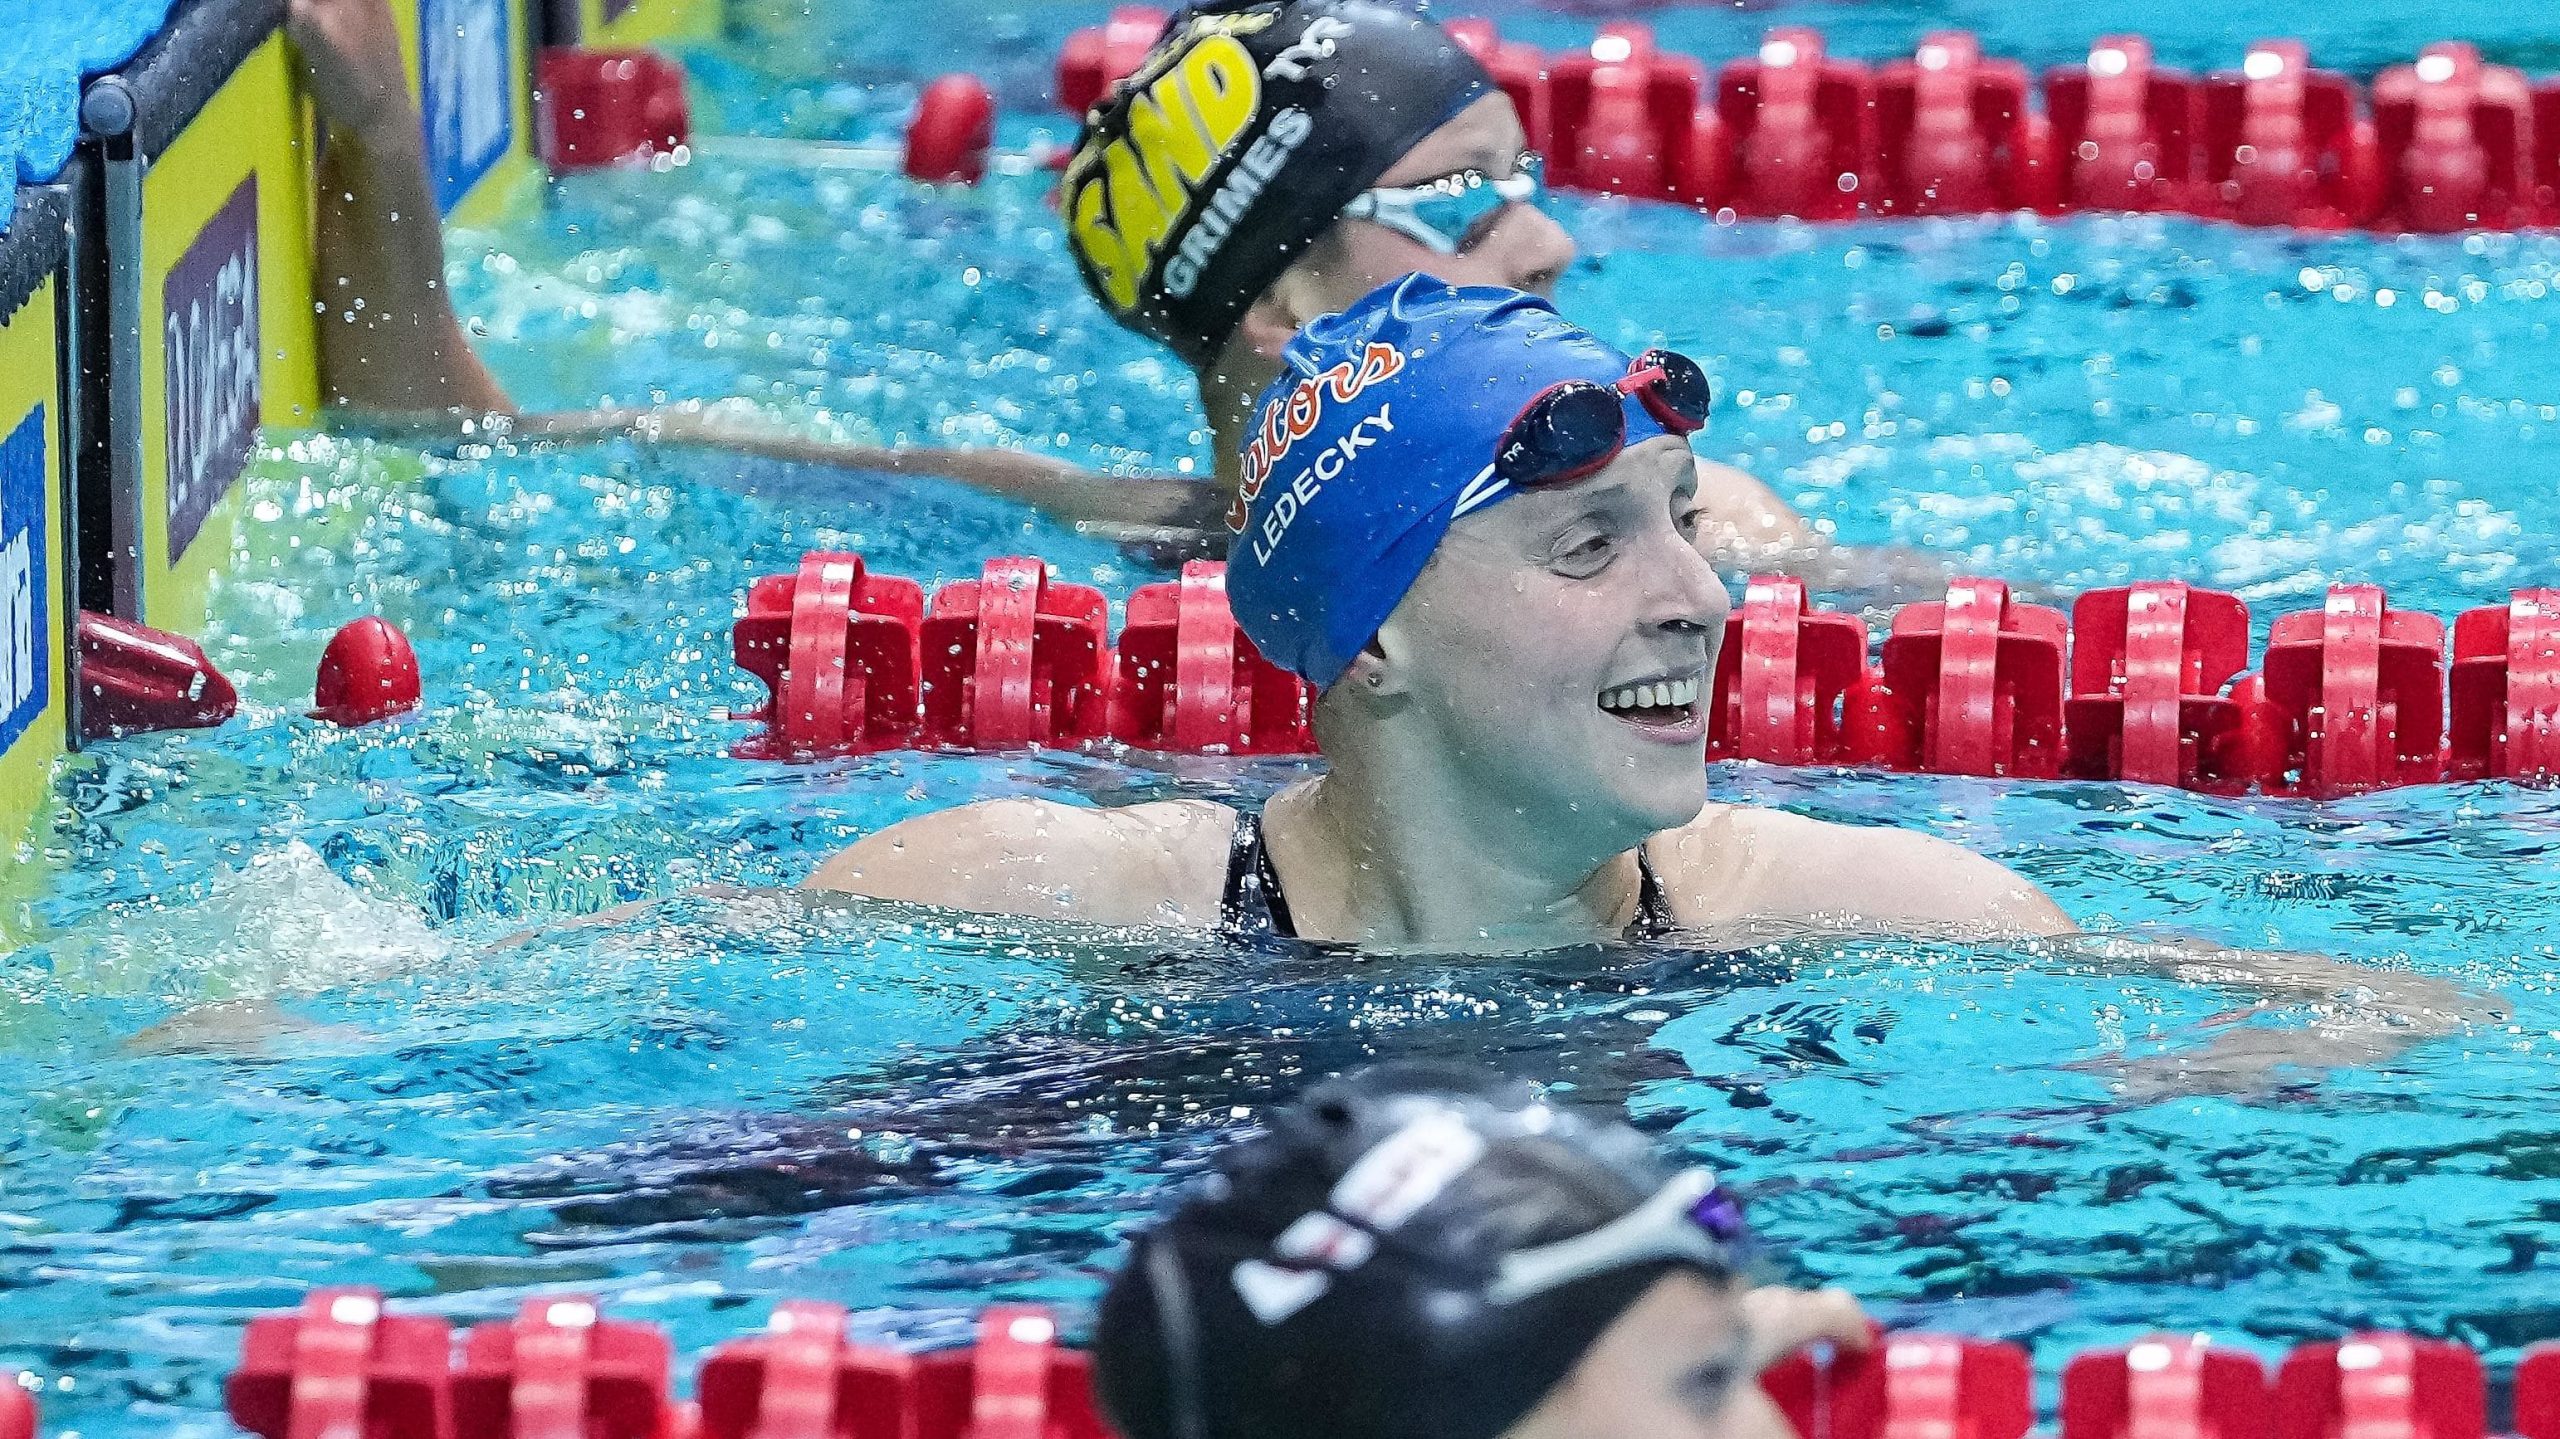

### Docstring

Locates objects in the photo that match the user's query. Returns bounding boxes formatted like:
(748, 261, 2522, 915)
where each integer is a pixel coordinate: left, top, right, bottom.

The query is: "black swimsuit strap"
(1630, 846, 1675, 939)
(1220, 810, 1299, 939)
(1226, 810, 1670, 943)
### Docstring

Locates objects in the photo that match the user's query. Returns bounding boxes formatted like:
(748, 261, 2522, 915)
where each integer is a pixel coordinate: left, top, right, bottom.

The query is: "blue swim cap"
(1224, 275, 1674, 690)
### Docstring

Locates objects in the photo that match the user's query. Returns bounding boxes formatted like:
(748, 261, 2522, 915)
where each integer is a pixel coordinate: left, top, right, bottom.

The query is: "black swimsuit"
(1219, 811, 1678, 941)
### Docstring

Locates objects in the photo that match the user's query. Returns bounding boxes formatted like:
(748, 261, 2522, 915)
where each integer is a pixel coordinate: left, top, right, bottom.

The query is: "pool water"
(10, 2, 2560, 1433)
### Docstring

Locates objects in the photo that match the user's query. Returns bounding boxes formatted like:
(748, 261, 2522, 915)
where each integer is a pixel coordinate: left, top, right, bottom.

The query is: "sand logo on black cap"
(1065, 12, 1278, 313)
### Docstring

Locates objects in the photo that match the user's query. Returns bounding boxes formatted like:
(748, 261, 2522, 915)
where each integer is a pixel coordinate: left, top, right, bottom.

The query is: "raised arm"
(291, 0, 514, 417)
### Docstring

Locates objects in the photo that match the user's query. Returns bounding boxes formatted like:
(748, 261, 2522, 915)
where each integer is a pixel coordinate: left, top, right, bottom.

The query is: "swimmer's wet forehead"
(1372, 94, 1529, 189)
(1443, 437, 1699, 551)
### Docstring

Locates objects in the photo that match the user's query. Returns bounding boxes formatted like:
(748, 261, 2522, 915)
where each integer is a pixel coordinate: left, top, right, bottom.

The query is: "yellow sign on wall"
(0, 275, 70, 872)
(134, 32, 321, 635)
(586, 0, 720, 52)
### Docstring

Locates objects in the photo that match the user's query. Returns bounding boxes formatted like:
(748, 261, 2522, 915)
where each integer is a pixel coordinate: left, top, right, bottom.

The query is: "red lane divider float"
(2522, 1346, 2560, 1439)
(2043, 37, 2203, 215)
(2064, 582, 2256, 791)
(2274, 1334, 2486, 1439)
(1716, 28, 1874, 220)
(1112, 560, 1314, 755)
(0, 1389, 32, 1439)
(2372, 44, 2536, 233)
(189, 1289, 2560, 1439)
(312, 616, 423, 728)
(1878, 577, 2070, 779)
(1872, 31, 2050, 217)
(74, 611, 238, 741)
(1710, 574, 1879, 768)
(228, 1288, 455, 1439)
(2064, 1335, 2272, 1439)
(2254, 584, 2449, 796)
(453, 1297, 681, 1439)
(724, 553, 2560, 800)
(919, 556, 1114, 749)
(2450, 588, 2560, 782)
(1023, 15, 2560, 233)
(2198, 41, 2380, 228)
(733, 552, 929, 758)
(538, 48, 691, 170)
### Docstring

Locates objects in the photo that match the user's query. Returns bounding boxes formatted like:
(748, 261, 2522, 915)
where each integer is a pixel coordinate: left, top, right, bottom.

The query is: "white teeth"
(1599, 678, 1701, 712)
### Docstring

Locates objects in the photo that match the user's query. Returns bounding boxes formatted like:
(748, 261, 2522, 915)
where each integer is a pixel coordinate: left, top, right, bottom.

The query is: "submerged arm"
(532, 406, 1227, 533)
(2060, 932, 2509, 1098)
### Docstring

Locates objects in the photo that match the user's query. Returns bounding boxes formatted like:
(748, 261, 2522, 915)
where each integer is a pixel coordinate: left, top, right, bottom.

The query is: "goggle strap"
(1482, 1168, 1732, 1308)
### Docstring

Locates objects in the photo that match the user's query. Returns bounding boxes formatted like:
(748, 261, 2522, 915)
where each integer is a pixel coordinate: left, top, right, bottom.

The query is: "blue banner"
(0, 405, 50, 757)
(422, 0, 515, 212)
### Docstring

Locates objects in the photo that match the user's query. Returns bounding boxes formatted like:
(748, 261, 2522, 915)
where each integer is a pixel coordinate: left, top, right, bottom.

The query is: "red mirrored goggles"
(1490, 349, 1714, 493)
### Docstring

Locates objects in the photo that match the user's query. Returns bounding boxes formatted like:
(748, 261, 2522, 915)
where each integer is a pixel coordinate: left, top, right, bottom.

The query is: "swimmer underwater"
(1094, 1062, 1871, 1439)
(290, 0, 1911, 582)
(805, 277, 2503, 1089)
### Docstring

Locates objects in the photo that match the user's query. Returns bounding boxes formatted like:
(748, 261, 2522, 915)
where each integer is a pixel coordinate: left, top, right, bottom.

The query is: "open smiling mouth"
(1597, 674, 1705, 736)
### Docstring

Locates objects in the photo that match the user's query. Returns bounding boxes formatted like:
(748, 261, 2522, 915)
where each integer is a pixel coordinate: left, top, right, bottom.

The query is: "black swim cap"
(1061, 1, 1493, 367)
(1094, 1063, 1748, 1439)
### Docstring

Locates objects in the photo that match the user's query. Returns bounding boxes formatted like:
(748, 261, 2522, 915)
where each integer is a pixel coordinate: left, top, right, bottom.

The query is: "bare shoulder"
(801, 797, 1239, 928)
(1654, 804, 2075, 939)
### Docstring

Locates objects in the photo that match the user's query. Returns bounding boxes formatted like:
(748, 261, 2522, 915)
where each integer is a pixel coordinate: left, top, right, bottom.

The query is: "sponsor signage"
(161, 175, 262, 566)
(422, 0, 515, 212)
(0, 407, 46, 758)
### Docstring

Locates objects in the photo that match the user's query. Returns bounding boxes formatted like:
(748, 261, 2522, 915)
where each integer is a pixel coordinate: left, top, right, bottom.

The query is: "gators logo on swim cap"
(1061, 1, 1492, 368)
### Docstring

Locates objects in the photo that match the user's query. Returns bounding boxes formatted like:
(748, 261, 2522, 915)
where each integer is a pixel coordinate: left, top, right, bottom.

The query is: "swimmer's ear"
(1340, 630, 1413, 700)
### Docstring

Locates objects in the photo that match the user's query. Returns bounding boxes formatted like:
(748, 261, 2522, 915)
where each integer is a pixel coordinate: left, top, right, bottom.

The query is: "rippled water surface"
(10, 1, 2560, 1433)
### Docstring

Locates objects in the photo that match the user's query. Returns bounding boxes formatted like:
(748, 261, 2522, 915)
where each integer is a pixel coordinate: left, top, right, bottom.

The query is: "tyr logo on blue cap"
(1222, 275, 1672, 690)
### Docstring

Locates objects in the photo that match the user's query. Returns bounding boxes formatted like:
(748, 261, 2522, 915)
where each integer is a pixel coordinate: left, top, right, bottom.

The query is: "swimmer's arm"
(2058, 933, 2509, 1098)
(1671, 808, 2076, 940)
(802, 797, 1237, 928)
(1689, 459, 1965, 606)
(550, 406, 1227, 531)
(293, 0, 514, 420)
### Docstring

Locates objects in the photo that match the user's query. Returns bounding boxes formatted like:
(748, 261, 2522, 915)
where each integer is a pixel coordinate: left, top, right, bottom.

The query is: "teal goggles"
(1339, 153, 1546, 255)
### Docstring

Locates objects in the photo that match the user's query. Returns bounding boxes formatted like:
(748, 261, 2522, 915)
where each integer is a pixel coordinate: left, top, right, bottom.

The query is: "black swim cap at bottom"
(1094, 1063, 1747, 1439)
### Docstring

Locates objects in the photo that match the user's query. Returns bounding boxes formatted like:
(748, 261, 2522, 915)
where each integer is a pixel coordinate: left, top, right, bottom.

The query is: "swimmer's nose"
(1649, 527, 1734, 638)
(1500, 205, 1576, 297)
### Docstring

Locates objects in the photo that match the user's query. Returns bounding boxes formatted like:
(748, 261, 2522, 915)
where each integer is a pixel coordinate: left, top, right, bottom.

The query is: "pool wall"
(0, 186, 75, 936)
(0, 0, 726, 865)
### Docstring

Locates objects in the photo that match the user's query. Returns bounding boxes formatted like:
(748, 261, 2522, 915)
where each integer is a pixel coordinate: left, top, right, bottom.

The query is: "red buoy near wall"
(906, 74, 998, 184)
(76, 611, 239, 741)
(312, 618, 423, 727)
(0, 1386, 32, 1439)
(538, 48, 692, 170)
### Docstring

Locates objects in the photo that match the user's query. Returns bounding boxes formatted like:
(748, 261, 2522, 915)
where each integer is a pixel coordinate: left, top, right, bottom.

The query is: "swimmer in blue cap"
(1095, 1062, 1869, 1439)
(812, 276, 2070, 947)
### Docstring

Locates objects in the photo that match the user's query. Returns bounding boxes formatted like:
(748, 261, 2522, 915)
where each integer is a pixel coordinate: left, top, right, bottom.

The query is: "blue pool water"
(10, 2, 2560, 1433)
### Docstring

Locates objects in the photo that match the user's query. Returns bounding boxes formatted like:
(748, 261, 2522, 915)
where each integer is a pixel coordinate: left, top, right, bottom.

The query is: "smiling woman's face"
(1371, 435, 1730, 841)
(1500, 1273, 1793, 1439)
